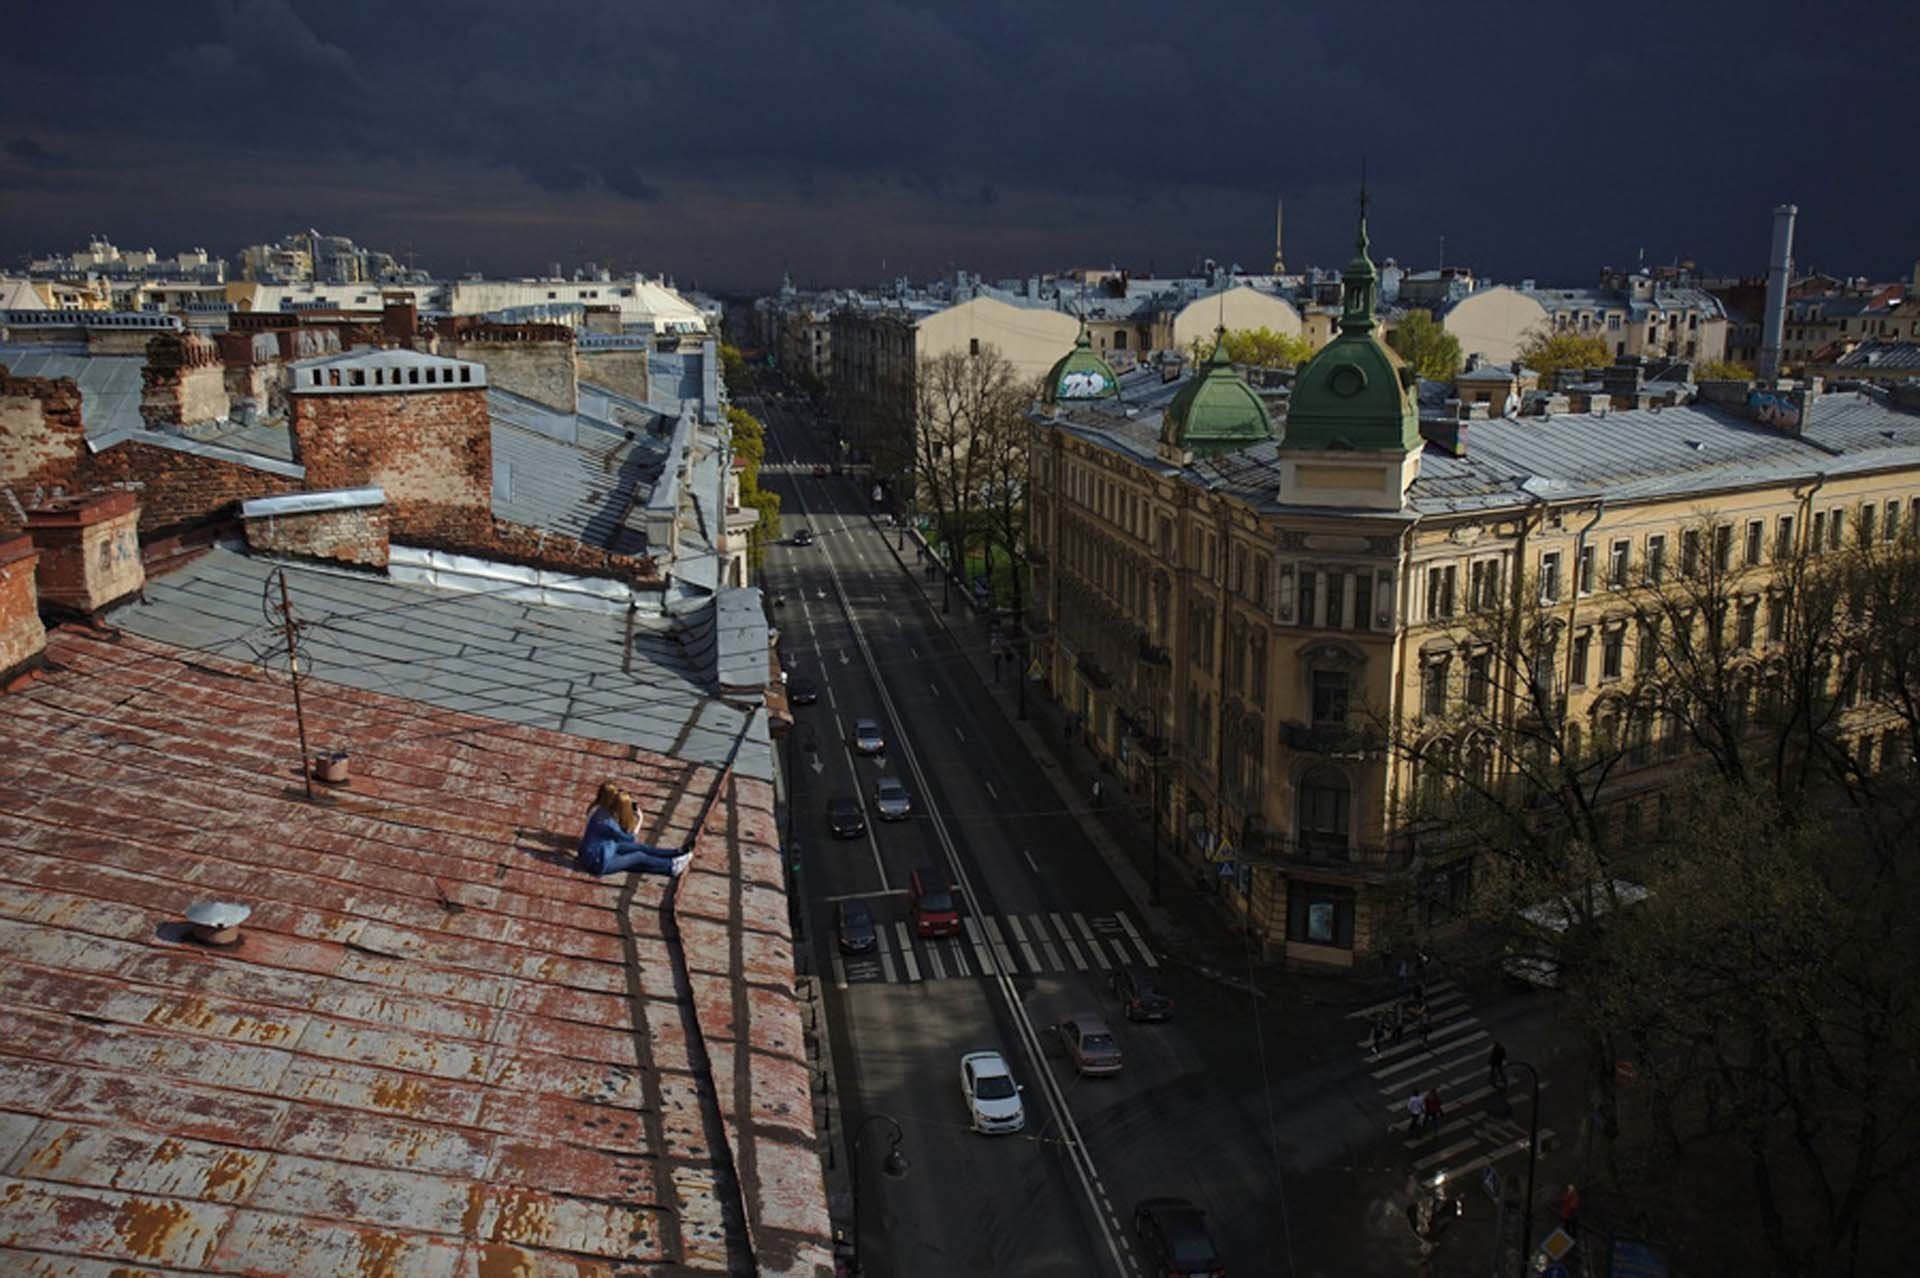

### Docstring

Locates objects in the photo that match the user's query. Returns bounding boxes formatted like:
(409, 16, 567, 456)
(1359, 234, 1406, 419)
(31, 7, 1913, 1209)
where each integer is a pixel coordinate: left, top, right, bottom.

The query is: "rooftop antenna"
(1438, 234, 1446, 270)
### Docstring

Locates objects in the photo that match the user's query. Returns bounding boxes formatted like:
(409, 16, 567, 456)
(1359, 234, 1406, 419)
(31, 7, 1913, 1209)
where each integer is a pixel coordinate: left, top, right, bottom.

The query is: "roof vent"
(184, 900, 251, 947)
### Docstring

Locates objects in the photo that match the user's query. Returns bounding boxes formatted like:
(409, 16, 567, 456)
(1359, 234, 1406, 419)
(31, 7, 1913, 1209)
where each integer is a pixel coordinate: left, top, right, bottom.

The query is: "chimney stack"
(22, 491, 145, 619)
(0, 535, 47, 686)
(1757, 203, 1796, 382)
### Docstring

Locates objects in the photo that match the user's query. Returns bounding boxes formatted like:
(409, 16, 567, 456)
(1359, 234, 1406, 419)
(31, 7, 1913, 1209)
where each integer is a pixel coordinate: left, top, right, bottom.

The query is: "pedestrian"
(1405, 1090, 1425, 1137)
(1390, 1002, 1405, 1046)
(1560, 1184, 1581, 1237)
(1366, 1014, 1385, 1059)
(1394, 956, 1410, 995)
(1091, 778, 1103, 806)
(1488, 1040, 1509, 1089)
(1423, 1087, 1444, 1133)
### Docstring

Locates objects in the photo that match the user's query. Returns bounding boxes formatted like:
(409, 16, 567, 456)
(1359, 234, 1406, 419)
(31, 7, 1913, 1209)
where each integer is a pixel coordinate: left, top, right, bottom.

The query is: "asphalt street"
(750, 388, 1578, 1278)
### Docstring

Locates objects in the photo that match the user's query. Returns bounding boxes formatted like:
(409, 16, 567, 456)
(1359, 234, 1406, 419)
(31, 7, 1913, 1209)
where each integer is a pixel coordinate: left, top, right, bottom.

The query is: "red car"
(910, 868, 960, 938)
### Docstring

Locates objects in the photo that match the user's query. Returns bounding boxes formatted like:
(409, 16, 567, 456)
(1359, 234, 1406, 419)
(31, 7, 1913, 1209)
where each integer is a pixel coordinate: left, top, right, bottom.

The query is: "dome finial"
(1339, 170, 1379, 336)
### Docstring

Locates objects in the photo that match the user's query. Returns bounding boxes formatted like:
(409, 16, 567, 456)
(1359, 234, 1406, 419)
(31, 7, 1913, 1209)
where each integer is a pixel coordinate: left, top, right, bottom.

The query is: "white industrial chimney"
(1757, 203, 1796, 382)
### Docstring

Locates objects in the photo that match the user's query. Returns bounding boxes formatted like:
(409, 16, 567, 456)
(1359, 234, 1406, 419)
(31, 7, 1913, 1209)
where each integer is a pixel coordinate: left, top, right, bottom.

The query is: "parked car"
(790, 527, 814, 546)
(836, 901, 877, 955)
(1111, 965, 1174, 1022)
(1055, 1014, 1123, 1076)
(787, 674, 818, 706)
(1132, 1198, 1223, 1277)
(851, 718, 886, 755)
(958, 1050, 1025, 1134)
(909, 867, 960, 938)
(873, 777, 911, 820)
(827, 796, 865, 839)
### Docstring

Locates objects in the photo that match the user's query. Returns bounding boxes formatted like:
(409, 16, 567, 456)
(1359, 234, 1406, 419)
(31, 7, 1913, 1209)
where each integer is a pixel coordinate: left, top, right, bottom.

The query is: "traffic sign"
(1481, 1166, 1501, 1201)
(1217, 860, 1237, 880)
(1544, 1266, 1568, 1278)
(1540, 1227, 1577, 1261)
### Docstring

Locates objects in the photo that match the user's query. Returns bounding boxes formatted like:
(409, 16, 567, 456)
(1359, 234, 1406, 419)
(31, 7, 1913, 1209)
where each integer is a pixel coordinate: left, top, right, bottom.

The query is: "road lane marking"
(1051, 913, 1088, 970)
(832, 953, 848, 990)
(1023, 849, 1039, 874)
(963, 916, 995, 974)
(894, 922, 921, 982)
(1073, 915, 1112, 970)
(955, 726, 966, 743)
(1345, 979, 1460, 1020)
(924, 942, 946, 981)
(949, 938, 970, 977)
(1374, 1031, 1491, 1091)
(1029, 915, 1064, 972)
(1004, 915, 1041, 973)
(821, 889, 909, 902)
(873, 926, 897, 983)
(1114, 912, 1156, 967)
(985, 782, 998, 799)
(983, 915, 1017, 973)
(930, 682, 940, 697)
(1412, 1136, 1480, 1171)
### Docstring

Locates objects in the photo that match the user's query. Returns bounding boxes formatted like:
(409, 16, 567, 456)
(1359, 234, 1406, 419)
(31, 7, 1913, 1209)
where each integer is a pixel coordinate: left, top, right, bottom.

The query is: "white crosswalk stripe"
(830, 911, 1153, 985)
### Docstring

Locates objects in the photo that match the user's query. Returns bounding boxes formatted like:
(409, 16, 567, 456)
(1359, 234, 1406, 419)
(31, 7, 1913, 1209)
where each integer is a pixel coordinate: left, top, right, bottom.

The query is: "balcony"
(1075, 653, 1114, 691)
(1136, 633, 1171, 667)
(1258, 832, 1408, 879)
(1282, 720, 1385, 759)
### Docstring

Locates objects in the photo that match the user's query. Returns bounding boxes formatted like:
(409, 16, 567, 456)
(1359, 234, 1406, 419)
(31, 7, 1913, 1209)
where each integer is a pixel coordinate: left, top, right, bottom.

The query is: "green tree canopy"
(1384, 308, 1463, 381)
(1189, 326, 1314, 370)
(725, 405, 780, 569)
(1694, 358, 1754, 381)
(1517, 327, 1612, 376)
(719, 343, 748, 396)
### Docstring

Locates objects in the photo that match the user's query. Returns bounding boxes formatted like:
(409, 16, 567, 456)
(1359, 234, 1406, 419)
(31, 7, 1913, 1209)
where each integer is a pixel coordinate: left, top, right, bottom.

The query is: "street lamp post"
(849, 1113, 908, 1276)
(1488, 1060, 1543, 1273)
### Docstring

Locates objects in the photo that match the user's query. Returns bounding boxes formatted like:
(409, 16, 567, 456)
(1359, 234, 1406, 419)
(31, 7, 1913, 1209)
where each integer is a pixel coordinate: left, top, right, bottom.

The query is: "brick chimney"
(441, 320, 578, 413)
(1, 363, 87, 531)
(22, 490, 145, 618)
(241, 487, 390, 569)
(141, 332, 230, 434)
(382, 296, 419, 348)
(289, 349, 492, 545)
(0, 534, 47, 685)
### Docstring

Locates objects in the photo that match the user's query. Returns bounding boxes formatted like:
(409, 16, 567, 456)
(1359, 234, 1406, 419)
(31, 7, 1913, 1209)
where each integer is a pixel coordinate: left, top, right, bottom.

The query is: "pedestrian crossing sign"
(1211, 839, 1234, 864)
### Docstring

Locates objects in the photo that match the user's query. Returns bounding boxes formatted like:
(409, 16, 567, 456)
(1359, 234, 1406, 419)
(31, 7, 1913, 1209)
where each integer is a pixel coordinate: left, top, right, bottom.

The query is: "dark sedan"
(836, 901, 877, 955)
(827, 796, 865, 839)
(790, 527, 814, 546)
(1112, 965, 1174, 1022)
(788, 674, 818, 706)
(1133, 1198, 1222, 1277)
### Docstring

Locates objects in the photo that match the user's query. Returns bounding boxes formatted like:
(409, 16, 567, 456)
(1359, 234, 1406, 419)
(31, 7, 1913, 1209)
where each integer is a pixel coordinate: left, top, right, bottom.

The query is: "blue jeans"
(580, 840, 678, 876)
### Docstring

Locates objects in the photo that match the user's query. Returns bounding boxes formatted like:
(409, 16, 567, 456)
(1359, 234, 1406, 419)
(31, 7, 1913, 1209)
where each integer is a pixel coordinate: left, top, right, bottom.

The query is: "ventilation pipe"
(1757, 203, 1796, 382)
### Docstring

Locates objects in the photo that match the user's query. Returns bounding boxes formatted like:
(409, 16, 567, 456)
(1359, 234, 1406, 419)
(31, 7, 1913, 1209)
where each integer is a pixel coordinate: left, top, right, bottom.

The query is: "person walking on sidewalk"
(1091, 778, 1103, 806)
(1560, 1184, 1581, 1237)
(1390, 1002, 1406, 1047)
(1405, 1090, 1425, 1137)
(1488, 1040, 1509, 1089)
(1367, 1013, 1386, 1060)
(1423, 1087, 1444, 1134)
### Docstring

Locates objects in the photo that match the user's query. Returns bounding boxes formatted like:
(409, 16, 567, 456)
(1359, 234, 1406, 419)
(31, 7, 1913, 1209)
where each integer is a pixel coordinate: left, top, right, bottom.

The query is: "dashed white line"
(925, 942, 947, 980)
(1003, 915, 1041, 972)
(1029, 915, 1063, 972)
(985, 781, 998, 799)
(1051, 913, 1088, 971)
(1074, 914, 1112, 970)
(954, 726, 966, 743)
(982, 916, 1017, 973)
(1023, 848, 1039, 874)
(1115, 913, 1157, 968)
(894, 922, 921, 983)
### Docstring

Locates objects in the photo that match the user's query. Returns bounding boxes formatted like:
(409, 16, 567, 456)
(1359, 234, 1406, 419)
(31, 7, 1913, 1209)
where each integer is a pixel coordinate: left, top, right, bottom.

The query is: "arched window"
(1296, 766, 1351, 856)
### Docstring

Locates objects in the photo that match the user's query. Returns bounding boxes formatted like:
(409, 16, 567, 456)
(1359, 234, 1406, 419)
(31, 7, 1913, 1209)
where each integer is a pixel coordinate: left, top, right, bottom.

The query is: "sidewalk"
(876, 516, 1389, 1027)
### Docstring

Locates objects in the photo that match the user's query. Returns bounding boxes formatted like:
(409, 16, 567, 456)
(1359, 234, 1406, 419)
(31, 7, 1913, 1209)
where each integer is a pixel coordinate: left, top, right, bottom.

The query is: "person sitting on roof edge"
(579, 783, 691, 877)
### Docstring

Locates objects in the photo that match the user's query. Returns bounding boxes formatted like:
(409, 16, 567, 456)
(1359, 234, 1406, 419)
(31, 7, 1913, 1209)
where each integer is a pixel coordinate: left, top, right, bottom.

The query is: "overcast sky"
(3, 0, 1914, 293)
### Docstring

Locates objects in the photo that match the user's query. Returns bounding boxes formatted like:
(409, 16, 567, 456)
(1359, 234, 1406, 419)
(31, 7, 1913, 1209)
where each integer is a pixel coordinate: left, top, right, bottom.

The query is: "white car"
(960, 1050, 1025, 1134)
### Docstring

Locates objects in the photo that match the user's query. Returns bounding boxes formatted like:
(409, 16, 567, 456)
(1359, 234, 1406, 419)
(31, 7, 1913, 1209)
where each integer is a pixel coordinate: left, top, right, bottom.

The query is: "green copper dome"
(1160, 331, 1274, 457)
(1043, 327, 1120, 405)
(1283, 205, 1420, 453)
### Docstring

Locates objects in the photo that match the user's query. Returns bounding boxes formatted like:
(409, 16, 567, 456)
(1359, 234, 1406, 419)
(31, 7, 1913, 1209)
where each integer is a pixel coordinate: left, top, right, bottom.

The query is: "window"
(1608, 540, 1630, 588)
(1299, 571, 1318, 627)
(1466, 651, 1492, 710)
(969, 337, 980, 356)
(1607, 314, 1621, 331)
(1253, 555, 1269, 608)
(1113, 330, 1127, 350)
(1714, 525, 1733, 573)
(1776, 515, 1795, 559)
(1736, 599, 1757, 649)
(1767, 593, 1786, 643)
(1311, 670, 1351, 726)
(1638, 616, 1663, 675)
(1539, 551, 1562, 603)
(1295, 770, 1352, 857)
(1885, 501, 1900, 542)
(1860, 504, 1876, 544)
(1811, 511, 1826, 555)
(1427, 565, 1456, 619)
(1230, 546, 1246, 595)
(1422, 659, 1449, 716)
(1571, 631, 1591, 686)
(1828, 509, 1844, 551)
(1578, 544, 1595, 594)
(1646, 534, 1666, 583)
(1287, 881, 1355, 944)
(1602, 628, 1624, 679)
(1682, 529, 1702, 575)
(1325, 573, 1347, 629)
(1354, 574, 1374, 631)
(1470, 559, 1502, 612)
(1744, 520, 1763, 566)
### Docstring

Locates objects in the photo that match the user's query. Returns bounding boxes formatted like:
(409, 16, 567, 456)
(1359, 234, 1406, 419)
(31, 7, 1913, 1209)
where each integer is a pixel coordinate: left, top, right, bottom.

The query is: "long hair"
(612, 791, 640, 834)
(592, 780, 622, 820)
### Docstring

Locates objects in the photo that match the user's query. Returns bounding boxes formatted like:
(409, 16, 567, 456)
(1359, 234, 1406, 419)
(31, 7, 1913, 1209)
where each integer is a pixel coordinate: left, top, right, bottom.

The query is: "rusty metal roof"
(0, 627, 831, 1275)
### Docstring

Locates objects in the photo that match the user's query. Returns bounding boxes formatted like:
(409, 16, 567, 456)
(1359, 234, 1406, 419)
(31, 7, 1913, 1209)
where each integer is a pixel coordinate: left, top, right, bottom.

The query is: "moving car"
(1055, 1014, 1123, 1076)
(909, 867, 960, 938)
(827, 796, 865, 839)
(873, 777, 911, 821)
(1133, 1198, 1223, 1277)
(958, 1050, 1025, 1134)
(787, 674, 818, 706)
(790, 527, 814, 546)
(836, 901, 877, 955)
(1111, 966, 1174, 1022)
(851, 718, 886, 755)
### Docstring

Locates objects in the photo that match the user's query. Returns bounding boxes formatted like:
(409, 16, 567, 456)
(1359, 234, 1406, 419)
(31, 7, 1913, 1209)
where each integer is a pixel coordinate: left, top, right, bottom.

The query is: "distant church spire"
(1272, 198, 1286, 275)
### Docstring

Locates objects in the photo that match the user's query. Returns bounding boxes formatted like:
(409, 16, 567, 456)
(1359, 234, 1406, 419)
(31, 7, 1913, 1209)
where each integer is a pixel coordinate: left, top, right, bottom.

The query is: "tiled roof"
(1836, 340, 1920, 372)
(0, 587, 828, 1274)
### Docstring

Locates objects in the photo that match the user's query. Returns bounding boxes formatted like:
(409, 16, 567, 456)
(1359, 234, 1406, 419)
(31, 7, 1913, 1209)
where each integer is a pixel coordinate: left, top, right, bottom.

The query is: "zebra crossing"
(1346, 979, 1554, 1185)
(832, 909, 1156, 989)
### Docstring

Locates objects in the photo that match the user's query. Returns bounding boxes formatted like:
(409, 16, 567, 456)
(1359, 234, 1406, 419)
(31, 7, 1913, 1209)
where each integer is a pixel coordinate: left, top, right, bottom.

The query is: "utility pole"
(274, 568, 316, 801)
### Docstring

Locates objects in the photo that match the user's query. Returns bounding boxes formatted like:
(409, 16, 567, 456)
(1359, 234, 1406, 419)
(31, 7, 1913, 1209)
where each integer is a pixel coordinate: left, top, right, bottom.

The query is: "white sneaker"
(671, 853, 692, 876)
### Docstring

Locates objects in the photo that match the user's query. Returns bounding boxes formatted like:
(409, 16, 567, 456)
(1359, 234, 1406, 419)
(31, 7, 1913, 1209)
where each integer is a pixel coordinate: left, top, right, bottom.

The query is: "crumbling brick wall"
(244, 504, 390, 569)
(0, 369, 87, 535)
(291, 387, 493, 544)
(140, 333, 229, 429)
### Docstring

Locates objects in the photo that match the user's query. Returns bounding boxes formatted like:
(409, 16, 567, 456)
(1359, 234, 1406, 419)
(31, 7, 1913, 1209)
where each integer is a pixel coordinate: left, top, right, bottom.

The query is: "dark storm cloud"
(0, 0, 1915, 289)
(5, 137, 66, 169)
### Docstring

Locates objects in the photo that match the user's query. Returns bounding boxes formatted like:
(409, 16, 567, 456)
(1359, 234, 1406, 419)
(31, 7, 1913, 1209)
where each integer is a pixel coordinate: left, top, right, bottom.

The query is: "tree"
(975, 372, 1039, 620)
(719, 343, 748, 397)
(1695, 358, 1755, 381)
(1517, 327, 1612, 376)
(726, 405, 781, 571)
(1385, 308, 1463, 381)
(1188, 326, 1314, 370)
(912, 346, 1021, 605)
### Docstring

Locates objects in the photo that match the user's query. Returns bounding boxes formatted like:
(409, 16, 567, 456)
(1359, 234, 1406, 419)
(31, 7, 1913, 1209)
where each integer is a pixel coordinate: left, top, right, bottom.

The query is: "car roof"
(961, 1050, 1009, 1074)
(829, 795, 858, 808)
(877, 777, 905, 790)
(855, 718, 880, 729)
(1067, 1013, 1110, 1032)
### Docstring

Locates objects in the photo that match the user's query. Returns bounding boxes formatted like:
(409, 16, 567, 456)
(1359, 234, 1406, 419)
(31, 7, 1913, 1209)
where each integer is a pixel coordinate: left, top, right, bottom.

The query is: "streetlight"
(1487, 1060, 1542, 1273)
(849, 1113, 908, 1276)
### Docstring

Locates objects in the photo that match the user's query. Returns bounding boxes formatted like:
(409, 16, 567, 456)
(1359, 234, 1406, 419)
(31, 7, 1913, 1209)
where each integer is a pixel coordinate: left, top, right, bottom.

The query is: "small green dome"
(1160, 332, 1274, 457)
(1043, 327, 1120, 405)
(1283, 208, 1421, 453)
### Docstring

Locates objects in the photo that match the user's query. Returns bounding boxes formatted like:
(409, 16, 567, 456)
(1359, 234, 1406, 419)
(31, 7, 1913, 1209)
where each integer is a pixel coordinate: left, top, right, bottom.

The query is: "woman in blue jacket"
(579, 783, 690, 877)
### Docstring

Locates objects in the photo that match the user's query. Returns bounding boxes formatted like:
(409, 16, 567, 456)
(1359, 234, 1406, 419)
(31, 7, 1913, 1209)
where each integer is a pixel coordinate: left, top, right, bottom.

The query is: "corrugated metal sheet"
(0, 612, 828, 1273)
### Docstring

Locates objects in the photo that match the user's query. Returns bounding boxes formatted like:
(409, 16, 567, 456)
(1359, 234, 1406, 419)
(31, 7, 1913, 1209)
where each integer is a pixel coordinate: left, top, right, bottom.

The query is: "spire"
(1208, 325, 1233, 366)
(1339, 178, 1378, 336)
